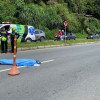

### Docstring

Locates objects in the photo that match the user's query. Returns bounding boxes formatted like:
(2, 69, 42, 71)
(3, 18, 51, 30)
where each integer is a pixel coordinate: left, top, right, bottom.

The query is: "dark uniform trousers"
(11, 40, 15, 53)
(1, 40, 8, 53)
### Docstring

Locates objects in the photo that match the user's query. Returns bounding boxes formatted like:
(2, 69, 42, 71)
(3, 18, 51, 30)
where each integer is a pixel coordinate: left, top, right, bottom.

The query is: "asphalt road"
(0, 43, 100, 100)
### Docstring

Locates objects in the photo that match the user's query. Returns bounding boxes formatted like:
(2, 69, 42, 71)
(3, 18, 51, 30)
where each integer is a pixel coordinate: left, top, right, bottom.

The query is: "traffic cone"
(8, 35, 20, 75)
(8, 65, 20, 75)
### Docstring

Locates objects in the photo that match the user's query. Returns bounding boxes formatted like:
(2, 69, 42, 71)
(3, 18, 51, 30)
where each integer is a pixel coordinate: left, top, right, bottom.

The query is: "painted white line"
(41, 59, 54, 64)
(0, 66, 27, 73)
(0, 68, 11, 73)
(17, 66, 27, 69)
(0, 59, 54, 73)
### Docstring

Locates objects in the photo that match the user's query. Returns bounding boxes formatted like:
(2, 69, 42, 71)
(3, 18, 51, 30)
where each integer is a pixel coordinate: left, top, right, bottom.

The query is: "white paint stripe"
(0, 66, 27, 73)
(17, 66, 27, 69)
(41, 59, 54, 63)
(14, 46, 16, 49)
(13, 55, 16, 57)
(0, 59, 54, 73)
(0, 68, 11, 72)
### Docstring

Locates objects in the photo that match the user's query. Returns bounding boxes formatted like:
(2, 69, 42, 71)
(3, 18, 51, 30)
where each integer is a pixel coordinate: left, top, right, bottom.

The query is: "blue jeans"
(60, 35, 65, 40)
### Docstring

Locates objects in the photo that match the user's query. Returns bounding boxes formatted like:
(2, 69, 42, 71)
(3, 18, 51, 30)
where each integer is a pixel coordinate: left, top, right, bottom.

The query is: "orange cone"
(8, 35, 20, 75)
(8, 65, 20, 75)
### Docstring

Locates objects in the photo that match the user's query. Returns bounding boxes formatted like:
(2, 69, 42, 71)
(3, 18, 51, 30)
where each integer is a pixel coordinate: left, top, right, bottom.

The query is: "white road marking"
(0, 66, 27, 73)
(0, 68, 11, 72)
(41, 59, 54, 64)
(0, 59, 54, 73)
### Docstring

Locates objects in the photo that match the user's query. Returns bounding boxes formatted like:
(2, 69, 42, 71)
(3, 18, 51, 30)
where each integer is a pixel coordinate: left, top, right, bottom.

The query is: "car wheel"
(66, 38, 68, 40)
(54, 39, 57, 41)
(34, 40, 37, 42)
(40, 37, 45, 42)
(26, 38, 32, 42)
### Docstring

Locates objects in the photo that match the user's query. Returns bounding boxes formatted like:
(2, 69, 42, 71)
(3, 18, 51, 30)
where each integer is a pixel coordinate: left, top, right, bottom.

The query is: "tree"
(0, 0, 17, 22)
(14, 0, 25, 23)
(94, 0, 100, 18)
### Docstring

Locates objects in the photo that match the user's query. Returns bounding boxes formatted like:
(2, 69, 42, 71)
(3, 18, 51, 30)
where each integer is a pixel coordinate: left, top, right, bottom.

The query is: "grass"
(0, 39, 100, 49)
(66, 39, 100, 44)
(8, 39, 100, 49)
(75, 33, 88, 39)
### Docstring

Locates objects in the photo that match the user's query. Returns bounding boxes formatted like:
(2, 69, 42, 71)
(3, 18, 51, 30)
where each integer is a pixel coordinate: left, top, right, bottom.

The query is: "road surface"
(0, 43, 100, 100)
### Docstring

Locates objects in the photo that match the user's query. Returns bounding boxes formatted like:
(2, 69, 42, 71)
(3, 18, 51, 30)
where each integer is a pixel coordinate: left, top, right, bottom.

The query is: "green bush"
(76, 33, 88, 38)
(0, 0, 100, 40)
(39, 26, 59, 40)
(84, 18, 100, 34)
(0, 0, 16, 22)
(56, 4, 81, 33)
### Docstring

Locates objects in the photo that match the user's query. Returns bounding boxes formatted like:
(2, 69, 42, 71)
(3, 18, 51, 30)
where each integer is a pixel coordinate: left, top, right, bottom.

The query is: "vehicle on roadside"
(0, 22, 36, 43)
(87, 33, 99, 39)
(34, 29, 45, 42)
(65, 33, 76, 40)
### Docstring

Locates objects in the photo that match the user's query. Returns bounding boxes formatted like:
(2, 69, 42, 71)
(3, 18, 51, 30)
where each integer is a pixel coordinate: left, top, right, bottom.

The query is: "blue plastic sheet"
(0, 59, 37, 66)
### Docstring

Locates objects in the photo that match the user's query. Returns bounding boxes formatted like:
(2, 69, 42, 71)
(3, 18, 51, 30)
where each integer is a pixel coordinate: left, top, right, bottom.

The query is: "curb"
(1, 41, 100, 52)
(17, 41, 100, 51)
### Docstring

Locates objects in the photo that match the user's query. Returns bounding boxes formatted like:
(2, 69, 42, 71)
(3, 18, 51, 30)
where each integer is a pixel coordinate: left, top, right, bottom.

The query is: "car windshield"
(68, 33, 75, 36)
(40, 31, 42, 33)
(35, 31, 39, 34)
(88, 34, 93, 36)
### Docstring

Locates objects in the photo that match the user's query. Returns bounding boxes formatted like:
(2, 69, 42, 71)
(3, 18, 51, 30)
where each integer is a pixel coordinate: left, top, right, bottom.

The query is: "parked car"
(87, 33, 99, 39)
(35, 29, 45, 42)
(65, 33, 76, 40)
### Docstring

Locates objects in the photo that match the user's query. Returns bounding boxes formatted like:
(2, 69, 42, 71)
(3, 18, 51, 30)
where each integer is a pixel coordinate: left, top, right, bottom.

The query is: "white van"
(0, 22, 36, 42)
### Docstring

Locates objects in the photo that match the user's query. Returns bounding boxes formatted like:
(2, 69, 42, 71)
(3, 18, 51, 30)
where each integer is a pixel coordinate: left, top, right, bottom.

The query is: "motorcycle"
(54, 34, 61, 41)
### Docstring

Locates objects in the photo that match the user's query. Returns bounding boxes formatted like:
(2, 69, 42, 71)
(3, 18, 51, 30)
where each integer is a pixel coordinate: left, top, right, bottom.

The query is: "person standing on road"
(10, 27, 20, 53)
(0, 27, 9, 53)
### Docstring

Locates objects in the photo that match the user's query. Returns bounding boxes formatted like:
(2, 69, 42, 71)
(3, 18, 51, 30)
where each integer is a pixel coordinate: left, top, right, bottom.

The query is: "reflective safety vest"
(12, 31, 17, 35)
(1, 31, 7, 41)
(1, 37, 7, 41)
(1, 31, 6, 34)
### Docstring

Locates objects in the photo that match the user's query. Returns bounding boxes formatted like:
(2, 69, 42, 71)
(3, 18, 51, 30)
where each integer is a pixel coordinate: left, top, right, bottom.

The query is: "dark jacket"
(10, 31, 20, 41)
(62, 32, 65, 35)
(0, 31, 9, 39)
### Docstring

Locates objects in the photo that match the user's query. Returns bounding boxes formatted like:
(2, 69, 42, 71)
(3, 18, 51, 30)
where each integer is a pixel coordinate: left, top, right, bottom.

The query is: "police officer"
(0, 27, 9, 53)
(10, 27, 20, 53)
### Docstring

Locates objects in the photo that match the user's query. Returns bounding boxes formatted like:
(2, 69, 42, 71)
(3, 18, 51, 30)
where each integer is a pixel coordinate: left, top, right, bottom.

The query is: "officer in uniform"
(10, 27, 20, 53)
(0, 27, 9, 53)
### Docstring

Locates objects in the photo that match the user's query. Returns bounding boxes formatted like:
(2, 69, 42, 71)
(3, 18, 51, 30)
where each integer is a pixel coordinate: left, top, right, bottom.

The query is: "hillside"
(0, 0, 100, 39)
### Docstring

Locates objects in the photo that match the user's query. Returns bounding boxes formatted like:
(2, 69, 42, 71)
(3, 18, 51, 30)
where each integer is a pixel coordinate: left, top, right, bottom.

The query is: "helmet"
(2, 37, 7, 41)
(12, 27, 16, 31)
(10, 27, 16, 31)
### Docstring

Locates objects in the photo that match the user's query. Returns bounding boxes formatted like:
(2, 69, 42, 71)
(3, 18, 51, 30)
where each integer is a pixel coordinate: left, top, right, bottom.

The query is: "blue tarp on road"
(0, 59, 37, 66)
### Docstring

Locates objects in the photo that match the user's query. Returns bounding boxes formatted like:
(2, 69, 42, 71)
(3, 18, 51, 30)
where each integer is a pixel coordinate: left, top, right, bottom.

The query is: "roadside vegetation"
(0, 0, 100, 40)
(0, 39, 100, 49)
(16, 39, 100, 48)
